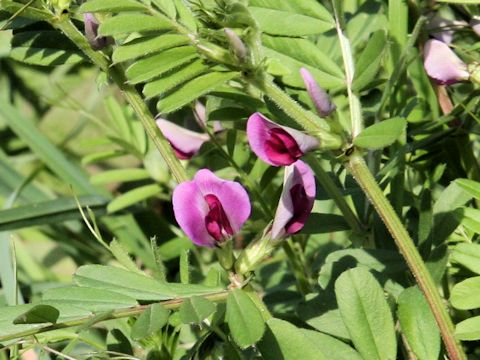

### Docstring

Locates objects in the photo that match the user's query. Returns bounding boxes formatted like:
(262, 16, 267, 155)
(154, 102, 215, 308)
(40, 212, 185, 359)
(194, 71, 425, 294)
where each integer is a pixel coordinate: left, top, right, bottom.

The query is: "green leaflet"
(74, 265, 221, 301)
(157, 72, 238, 113)
(226, 289, 265, 348)
(125, 46, 197, 84)
(42, 287, 138, 312)
(353, 117, 406, 149)
(398, 287, 440, 360)
(79, 0, 146, 13)
(143, 60, 209, 98)
(107, 183, 161, 213)
(450, 276, 480, 310)
(0, 195, 107, 231)
(249, 8, 333, 36)
(131, 303, 170, 340)
(98, 14, 173, 36)
(112, 34, 189, 63)
(353, 30, 387, 92)
(179, 296, 216, 324)
(335, 268, 397, 360)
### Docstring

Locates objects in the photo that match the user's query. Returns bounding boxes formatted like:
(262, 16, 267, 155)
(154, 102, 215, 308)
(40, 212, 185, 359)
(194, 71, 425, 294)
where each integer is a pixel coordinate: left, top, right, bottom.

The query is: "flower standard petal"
(156, 118, 210, 160)
(172, 180, 214, 247)
(247, 112, 319, 166)
(193, 169, 251, 234)
(300, 68, 336, 117)
(423, 39, 469, 85)
(271, 160, 316, 240)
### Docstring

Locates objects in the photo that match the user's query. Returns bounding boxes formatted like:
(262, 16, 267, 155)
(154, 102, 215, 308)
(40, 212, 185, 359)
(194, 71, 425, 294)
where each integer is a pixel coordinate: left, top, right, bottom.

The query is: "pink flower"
(83, 13, 112, 50)
(246, 113, 319, 166)
(271, 160, 316, 239)
(300, 68, 336, 117)
(172, 169, 251, 247)
(423, 39, 469, 85)
(156, 118, 209, 160)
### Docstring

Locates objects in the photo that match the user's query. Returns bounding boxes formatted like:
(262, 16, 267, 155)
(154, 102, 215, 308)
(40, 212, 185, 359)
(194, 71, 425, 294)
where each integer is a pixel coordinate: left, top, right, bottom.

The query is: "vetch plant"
(1, 0, 480, 359)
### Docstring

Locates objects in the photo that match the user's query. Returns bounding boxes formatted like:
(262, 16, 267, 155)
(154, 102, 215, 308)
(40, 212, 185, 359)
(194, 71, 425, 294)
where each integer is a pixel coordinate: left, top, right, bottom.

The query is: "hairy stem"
(0, 291, 229, 342)
(53, 15, 188, 183)
(347, 151, 466, 360)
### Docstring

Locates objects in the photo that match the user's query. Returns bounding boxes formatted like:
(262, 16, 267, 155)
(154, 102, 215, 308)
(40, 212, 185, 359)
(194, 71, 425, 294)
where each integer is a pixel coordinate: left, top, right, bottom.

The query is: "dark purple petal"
(204, 194, 234, 241)
(193, 169, 251, 234)
(423, 39, 469, 85)
(247, 112, 319, 166)
(300, 68, 336, 117)
(271, 160, 316, 239)
(173, 169, 251, 247)
(156, 118, 209, 160)
(172, 180, 214, 247)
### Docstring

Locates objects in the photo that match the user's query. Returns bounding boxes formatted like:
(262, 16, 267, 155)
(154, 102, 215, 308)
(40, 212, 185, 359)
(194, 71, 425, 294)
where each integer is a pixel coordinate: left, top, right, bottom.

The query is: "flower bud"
(300, 68, 336, 117)
(83, 13, 112, 50)
(224, 28, 248, 63)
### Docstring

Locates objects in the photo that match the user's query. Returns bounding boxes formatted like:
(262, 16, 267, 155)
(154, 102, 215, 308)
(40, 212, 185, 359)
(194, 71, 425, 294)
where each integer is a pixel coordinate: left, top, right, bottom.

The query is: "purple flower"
(247, 112, 319, 166)
(156, 118, 210, 160)
(172, 169, 251, 247)
(271, 160, 315, 239)
(300, 68, 336, 117)
(83, 13, 112, 50)
(423, 39, 469, 85)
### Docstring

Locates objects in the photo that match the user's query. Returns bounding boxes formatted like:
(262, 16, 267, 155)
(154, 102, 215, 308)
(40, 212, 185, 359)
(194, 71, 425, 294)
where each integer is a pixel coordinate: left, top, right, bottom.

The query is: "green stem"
(305, 154, 365, 237)
(331, 1, 362, 138)
(346, 151, 466, 360)
(53, 16, 188, 183)
(282, 240, 312, 295)
(0, 290, 229, 342)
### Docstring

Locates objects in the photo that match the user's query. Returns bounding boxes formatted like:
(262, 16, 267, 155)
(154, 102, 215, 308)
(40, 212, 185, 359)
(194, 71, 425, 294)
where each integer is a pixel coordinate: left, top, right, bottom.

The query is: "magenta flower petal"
(300, 68, 336, 117)
(172, 169, 251, 247)
(247, 112, 319, 166)
(156, 118, 209, 160)
(83, 13, 112, 50)
(193, 169, 251, 234)
(172, 180, 213, 247)
(423, 39, 469, 85)
(271, 160, 316, 239)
